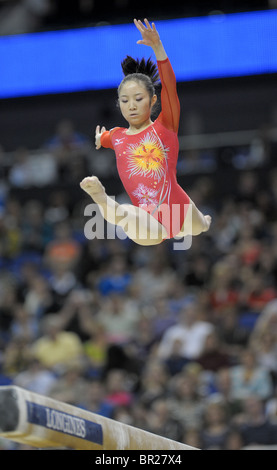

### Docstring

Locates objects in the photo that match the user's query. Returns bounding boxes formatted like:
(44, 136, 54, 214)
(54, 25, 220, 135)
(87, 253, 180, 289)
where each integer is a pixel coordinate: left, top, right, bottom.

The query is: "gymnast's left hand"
(134, 18, 161, 48)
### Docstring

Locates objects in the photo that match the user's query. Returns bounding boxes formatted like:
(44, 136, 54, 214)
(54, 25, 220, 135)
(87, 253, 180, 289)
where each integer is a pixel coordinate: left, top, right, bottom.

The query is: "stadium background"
(1, 0, 277, 450)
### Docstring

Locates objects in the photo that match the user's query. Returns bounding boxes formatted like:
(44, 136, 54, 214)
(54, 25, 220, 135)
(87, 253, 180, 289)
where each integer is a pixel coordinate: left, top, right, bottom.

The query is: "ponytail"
(121, 56, 159, 85)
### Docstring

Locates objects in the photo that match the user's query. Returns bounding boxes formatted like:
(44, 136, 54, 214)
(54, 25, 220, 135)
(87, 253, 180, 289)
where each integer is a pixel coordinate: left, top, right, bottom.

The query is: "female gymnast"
(80, 18, 211, 246)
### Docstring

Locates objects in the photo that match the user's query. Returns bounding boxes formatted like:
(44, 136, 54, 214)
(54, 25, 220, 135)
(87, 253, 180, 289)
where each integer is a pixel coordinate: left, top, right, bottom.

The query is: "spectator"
(151, 295, 178, 342)
(240, 272, 276, 314)
(251, 329, 277, 383)
(157, 302, 214, 362)
(55, 288, 97, 342)
(9, 303, 39, 342)
(13, 358, 56, 395)
(236, 224, 262, 269)
(229, 348, 274, 401)
(44, 190, 70, 225)
(45, 119, 90, 180)
(196, 330, 232, 373)
(181, 427, 203, 450)
(8, 147, 32, 188)
(265, 385, 277, 424)
(79, 379, 115, 418)
(213, 368, 243, 419)
(211, 200, 240, 253)
(31, 314, 84, 372)
(104, 369, 133, 408)
(235, 395, 277, 448)
(83, 322, 108, 378)
(46, 260, 79, 309)
(2, 336, 34, 378)
(139, 359, 170, 407)
(184, 254, 211, 288)
(0, 200, 22, 260)
(236, 171, 259, 206)
(163, 338, 190, 376)
(146, 398, 185, 442)
(216, 306, 249, 363)
(23, 274, 58, 319)
(126, 311, 158, 365)
(250, 299, 277, 344)
(167, 279, 195, 316)
(21, 200, 52, 253)
(167, 370, 205, 430)
(132, 247, 177, 302)
(209, 260, 240, 317)
(224, 428, 244, 450)
(75, 238, 109, 285)
(250, 299, 277, 383)
(96, 254, 132, 297)
(96, 294, 139, 345)
(200, 398, 230, 450)
(0, 282, 18, 344)
(48, 362, 88, 406)
(26, 150, 58, 187)
(44, 220, 81, 271)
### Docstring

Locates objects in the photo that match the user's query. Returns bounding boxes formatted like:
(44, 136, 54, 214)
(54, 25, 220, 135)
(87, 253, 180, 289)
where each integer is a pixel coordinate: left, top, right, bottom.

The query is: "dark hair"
(118, 55, 160, 99)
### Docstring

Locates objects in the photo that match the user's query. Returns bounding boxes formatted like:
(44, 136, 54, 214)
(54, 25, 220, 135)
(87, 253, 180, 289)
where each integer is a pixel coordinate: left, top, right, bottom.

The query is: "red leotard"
(100, 58, 190, 239)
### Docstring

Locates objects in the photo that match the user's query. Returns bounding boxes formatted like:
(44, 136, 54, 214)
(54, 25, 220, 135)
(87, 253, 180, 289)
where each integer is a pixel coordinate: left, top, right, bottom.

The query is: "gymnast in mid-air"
(80, 18, 211, 246)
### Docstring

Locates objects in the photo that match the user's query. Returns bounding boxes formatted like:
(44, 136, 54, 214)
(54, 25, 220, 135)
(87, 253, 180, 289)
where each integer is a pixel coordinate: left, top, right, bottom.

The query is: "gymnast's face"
(119, 80, 157, 128)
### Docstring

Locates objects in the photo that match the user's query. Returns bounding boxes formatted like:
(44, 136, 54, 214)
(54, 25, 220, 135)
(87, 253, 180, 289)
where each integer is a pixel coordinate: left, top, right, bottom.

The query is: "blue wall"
(1, 10, 277, 98)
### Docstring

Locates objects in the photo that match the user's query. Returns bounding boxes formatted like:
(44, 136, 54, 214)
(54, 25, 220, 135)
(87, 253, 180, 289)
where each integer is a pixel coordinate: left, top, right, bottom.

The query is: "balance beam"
(0, 386, 197, 450)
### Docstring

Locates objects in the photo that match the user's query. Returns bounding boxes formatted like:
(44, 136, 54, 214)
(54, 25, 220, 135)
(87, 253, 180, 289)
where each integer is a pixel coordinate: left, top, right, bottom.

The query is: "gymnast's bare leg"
(80, 175, 168, 246)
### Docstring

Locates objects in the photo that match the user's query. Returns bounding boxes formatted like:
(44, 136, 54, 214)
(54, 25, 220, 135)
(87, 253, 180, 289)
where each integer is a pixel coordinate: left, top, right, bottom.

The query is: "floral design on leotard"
(132, 183, 159, 207)
(126, 132, 168, 181)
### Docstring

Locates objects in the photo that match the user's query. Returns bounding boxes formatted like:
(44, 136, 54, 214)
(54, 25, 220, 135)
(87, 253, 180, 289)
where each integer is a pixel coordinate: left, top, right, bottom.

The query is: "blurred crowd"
(0, 0, 274, 35)
(1, 117, 277, 450)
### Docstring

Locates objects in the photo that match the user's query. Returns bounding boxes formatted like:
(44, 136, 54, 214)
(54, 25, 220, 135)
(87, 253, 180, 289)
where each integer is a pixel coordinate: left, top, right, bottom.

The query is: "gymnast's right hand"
(95, 125, 106, 150)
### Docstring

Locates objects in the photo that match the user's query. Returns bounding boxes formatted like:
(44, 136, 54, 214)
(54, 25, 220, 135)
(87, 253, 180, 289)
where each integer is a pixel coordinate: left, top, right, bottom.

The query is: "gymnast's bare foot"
(80, 176, 107, 203)
(203, 215, 212, 232)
